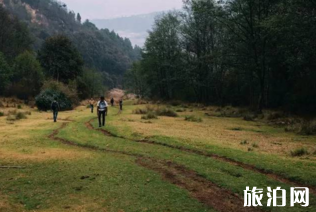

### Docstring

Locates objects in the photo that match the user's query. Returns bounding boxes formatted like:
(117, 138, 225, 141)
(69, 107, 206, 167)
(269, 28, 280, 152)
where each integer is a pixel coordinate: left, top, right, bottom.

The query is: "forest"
(125, 0, 316, 115)
(1, 0, 141, 85)
(0, 0, 141, 109)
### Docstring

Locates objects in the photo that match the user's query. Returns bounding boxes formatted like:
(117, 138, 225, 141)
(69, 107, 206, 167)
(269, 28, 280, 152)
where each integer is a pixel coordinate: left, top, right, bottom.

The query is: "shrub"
(243, 114, 256, 121)
(16, 112, 27, 120)
(267, 112, 285, 120)
(36, 89, 73, 111)
(156, 107, 178, 117)
(133, 108, 148, 114)
(141, 112, 158, 120)
(299, 120, 316, 135)
(169, 100, 181, 106)
(185, 115, 202, 123)
(240, 140, 249, 145)
(6, 110, 30, 121)
(17, 105, 22, 109)
(290, 148, 309, 157)
(43, 81, 79, 105)
(252, 143, 259, 148)
(176, 108, 186, 112)
(0, 111, 4, 116)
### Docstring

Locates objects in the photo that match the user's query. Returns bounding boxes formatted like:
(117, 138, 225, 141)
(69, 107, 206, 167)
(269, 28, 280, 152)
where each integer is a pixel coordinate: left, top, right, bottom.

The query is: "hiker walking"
(119, 99, 123, 111)
(51, 99, 60, 122)
(110, 98, 114, 107)
(89, 98, 95, 113)
(97, 96, 108, 127)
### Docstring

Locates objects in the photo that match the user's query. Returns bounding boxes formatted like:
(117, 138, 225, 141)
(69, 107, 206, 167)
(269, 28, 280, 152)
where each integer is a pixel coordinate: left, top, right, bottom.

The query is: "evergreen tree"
(11, 51, 44, 99)
(38, 35, 84, 83)
(77, 13, 82, 23)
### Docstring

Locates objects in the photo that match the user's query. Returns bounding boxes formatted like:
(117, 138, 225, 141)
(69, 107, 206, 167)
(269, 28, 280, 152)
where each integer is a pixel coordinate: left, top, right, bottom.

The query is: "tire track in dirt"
(49, 121, 259, 212)
(86, 118, 316, 195)
(136, 157, 258, 212)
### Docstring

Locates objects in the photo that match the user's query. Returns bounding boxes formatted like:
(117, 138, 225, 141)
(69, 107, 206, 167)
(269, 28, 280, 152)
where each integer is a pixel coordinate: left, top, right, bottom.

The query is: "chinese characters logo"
(244, 187, 309, 207)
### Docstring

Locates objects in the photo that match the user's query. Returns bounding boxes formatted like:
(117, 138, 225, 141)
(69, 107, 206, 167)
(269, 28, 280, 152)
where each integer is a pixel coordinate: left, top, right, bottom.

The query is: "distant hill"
(92, 12, 163, 47)
(0, 0, 141, 79)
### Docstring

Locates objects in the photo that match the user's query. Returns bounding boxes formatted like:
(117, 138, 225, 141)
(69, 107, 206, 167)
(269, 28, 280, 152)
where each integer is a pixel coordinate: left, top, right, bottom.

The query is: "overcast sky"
(61, 0, 183, 20)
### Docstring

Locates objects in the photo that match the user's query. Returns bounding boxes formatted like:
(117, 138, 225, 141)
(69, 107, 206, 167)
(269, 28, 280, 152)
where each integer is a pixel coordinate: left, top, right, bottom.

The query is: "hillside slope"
(92, 12, 162, 47)
(0, 0, 141, 78)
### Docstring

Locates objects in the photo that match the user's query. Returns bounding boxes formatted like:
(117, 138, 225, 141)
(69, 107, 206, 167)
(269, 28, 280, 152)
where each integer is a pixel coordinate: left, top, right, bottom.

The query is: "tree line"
(126, 0, 316, 115)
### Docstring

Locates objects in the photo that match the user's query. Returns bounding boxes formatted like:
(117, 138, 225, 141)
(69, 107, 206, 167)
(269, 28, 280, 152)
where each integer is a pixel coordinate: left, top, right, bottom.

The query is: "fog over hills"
(92, 12, 163, 47)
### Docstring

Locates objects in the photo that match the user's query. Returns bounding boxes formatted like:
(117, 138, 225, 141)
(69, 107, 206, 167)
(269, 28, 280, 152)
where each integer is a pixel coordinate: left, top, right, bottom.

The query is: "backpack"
(99, 101, 106, 111)
(52, 101, 59, 111)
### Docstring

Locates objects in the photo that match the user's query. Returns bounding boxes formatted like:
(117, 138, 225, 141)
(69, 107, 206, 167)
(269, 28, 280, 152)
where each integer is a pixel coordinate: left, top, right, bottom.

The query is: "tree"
(10, 51, 44, 99)
(143, 12, 183, 99)
(77, 13, 82, 23)
(38, 35, 84, 83)
(124, 62, 147, 97)
(222, 0, 277, 112)
(181, 0, 228, 103)
(76, 69, 106, 99)
(0, 52, 11, 95)
(0, 5, 32, 61)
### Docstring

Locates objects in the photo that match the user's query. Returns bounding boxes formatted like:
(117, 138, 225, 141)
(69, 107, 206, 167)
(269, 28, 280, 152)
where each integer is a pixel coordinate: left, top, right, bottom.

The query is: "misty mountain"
(92, 12, 163, 47)
(0, 0, 141, 80)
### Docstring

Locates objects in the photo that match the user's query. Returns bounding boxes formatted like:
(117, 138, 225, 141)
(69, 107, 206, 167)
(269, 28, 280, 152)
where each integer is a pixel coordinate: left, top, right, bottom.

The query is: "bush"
(141, 112, 158, 120)
(6, 111, 29, 121)
(252, 143, 259, 148)
(299, 120, 316, 135)
(243, 114, 256, 121)
(17, 105, 22, 109)
(133, 108, 148, 114)
(240, 140, 249, 145)
(156, 107, 178, 117)
(36, 80, 79, 111)
(0, 111, 4, 116)
(185, 115, 202, 123)
(267, 112, 285, 120)
(16, 112, 27, 120)
(36, 89, 73, 111)
(43, 81, 79, 105)
(169, 100, 181, 106)
(290, 148, 309, 157)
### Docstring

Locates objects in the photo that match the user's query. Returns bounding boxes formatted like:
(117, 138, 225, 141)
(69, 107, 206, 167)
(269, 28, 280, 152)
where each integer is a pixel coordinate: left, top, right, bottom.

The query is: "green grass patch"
(185, 115, 202, 123)
(290, 148, 309, 157)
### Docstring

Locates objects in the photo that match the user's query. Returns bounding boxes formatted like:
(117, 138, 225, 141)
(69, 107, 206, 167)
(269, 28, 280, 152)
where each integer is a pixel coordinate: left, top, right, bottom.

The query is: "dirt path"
(49, 121, 259, 212)
(86, 118, 316, 195)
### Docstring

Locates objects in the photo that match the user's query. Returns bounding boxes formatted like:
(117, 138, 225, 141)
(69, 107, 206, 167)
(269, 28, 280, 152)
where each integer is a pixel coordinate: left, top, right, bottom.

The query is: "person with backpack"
(51, 99, 60, 122)
(119, 99, 123, 111)
(110, 98, 114, 107)
(89, 98, 95, 113)
(97, 96, 108, 127)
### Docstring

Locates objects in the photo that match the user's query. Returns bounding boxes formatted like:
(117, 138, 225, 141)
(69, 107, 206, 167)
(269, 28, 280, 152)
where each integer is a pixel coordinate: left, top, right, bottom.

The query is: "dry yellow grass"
(0, 105, 92, 162)
(0, 193, 23, 212)
(113, 106, 316, 157)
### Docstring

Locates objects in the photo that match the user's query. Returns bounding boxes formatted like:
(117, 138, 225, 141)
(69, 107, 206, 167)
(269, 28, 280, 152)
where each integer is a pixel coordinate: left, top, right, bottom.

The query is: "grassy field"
(1, 99, 316, 211)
